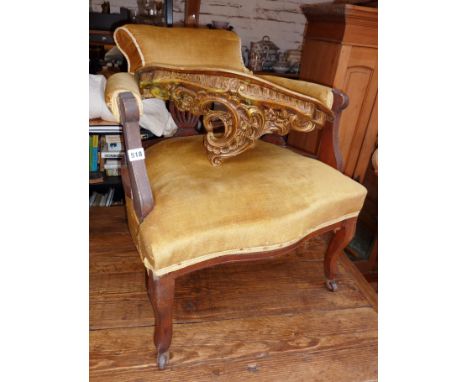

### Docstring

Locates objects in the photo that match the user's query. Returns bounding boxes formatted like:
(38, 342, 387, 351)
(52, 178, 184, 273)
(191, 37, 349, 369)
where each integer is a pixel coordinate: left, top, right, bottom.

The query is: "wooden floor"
(90, 206, 378, 381)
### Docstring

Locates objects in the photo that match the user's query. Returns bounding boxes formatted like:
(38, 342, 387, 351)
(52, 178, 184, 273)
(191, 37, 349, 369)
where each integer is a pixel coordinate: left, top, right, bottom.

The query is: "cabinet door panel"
(353, 94, 378, 183)
(300, 40, 343, 87)
(336, 46, 377, 178)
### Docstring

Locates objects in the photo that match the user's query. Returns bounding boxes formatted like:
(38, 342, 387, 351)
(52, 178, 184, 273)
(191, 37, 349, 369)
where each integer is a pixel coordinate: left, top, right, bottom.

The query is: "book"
(89, 191, 98, 206)
(89, 136, 92, 171)
(105, 188, 115, 207)
(104, 159, 122, 169)
(93, 193, 102, 207)
(101, 151, 124, 159)
(99, 136, 105, 172)
(90, 135, 99, 172)
(99, 193, 107, 207)
(105, 168, 121, 177)
(105, 135, 123, 151)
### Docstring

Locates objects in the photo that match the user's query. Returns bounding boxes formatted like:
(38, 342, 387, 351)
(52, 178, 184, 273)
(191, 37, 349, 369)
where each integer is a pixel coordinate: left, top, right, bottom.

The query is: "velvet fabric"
(114, 24, 250, 74)
(127, 135, 367, 276)
(105, 72, 143, 120)
(257, 74, 334, 109)
(108, 24, 334, 118)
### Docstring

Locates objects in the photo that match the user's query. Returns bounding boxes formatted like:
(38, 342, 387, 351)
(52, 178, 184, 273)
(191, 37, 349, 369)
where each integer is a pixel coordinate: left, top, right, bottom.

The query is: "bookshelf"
(89, 119, 160, 207)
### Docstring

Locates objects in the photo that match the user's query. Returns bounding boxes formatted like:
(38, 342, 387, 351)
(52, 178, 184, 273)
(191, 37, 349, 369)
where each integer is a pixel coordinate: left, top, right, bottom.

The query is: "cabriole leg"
(147, 271, 175, 370)
(324, 218, 357, 291)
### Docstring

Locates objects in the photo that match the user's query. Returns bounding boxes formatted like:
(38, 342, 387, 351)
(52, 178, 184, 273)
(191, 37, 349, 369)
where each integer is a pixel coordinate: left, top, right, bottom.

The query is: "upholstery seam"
(116, 26, 146, 72)
(150, 211, 360, 276)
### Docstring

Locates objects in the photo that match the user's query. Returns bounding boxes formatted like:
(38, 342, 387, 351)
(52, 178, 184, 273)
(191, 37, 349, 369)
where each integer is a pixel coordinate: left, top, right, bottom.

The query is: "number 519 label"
(127, 148, 145, 162)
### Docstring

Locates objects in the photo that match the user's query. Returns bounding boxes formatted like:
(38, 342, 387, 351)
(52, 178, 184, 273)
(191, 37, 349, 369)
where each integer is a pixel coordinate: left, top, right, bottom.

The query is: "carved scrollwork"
(137, 66, 333, 165)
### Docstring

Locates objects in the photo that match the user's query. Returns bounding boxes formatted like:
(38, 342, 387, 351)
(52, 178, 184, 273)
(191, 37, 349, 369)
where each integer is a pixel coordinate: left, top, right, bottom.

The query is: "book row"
(89, 128, 156, 182)
(89, 188, 123, 207)
(89, 134, 125, 177)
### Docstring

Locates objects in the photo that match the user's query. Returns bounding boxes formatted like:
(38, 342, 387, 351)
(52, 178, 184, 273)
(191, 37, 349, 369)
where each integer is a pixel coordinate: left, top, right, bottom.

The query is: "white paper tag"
(127, 148, 145, 162)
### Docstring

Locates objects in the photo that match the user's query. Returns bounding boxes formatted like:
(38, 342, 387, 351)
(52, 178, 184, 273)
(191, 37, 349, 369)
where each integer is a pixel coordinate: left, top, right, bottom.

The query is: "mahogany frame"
(116, 85, 355, 370)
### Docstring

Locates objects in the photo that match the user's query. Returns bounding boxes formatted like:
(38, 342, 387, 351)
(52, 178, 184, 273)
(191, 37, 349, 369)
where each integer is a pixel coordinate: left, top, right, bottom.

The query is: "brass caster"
(157, 351, 169, 370)
(325, 279, 338, 292)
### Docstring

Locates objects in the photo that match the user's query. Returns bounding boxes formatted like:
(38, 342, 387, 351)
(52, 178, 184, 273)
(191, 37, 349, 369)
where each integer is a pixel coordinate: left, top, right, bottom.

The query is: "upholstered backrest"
(114, 24, 250, 74)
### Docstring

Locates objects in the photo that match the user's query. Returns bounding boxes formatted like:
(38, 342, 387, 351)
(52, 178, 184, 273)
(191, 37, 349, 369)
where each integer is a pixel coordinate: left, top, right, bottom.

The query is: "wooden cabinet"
(288, 4, 377, 183)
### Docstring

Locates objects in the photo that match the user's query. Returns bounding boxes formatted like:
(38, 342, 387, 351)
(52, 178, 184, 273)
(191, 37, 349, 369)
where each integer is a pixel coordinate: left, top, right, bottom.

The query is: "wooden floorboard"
(90, 206, 377, 381)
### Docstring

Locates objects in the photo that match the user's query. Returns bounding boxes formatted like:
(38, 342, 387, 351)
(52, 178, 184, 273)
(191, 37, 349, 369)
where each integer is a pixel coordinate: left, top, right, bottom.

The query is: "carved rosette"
(138, 67, 333, 165)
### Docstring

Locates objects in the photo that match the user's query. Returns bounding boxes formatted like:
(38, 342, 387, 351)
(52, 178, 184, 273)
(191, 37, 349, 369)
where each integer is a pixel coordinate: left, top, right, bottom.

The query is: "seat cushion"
(127, 135, 367, 276)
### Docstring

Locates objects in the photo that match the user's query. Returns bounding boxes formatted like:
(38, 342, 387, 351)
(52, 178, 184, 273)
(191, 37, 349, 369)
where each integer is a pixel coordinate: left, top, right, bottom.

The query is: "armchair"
(105, 24, 367, 370)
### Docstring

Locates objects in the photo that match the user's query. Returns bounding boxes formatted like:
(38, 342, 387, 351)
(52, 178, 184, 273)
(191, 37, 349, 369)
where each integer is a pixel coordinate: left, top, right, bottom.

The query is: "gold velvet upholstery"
(114, 24, 251, 74)
(257, 75, 334, 109)
(127, 135, 367, 276)
(105, 72, 143, 121)
(111, 24, 333, 110)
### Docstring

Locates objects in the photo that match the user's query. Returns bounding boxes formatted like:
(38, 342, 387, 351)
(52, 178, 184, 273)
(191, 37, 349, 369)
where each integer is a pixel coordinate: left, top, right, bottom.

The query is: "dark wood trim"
(301, 4, 378, 48)
(317, 88, 348, 171)
(184, 0, 201, 27)
(120, 155, 132, 199)
(323, 217, 357, 291)
(168, 101, 200, 136)
(147, 273, 175, 370)
(117, 92, 154, 222)
(261, 134, 287, 147)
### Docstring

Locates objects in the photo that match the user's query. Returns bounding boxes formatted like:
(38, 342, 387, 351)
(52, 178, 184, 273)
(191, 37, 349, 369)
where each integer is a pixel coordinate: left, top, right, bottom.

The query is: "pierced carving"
(137, 66, 333, 165)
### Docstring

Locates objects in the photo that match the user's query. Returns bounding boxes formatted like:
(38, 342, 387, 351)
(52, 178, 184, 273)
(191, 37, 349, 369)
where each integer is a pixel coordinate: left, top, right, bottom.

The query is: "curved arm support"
(117, 92, 154, 222)
(318, 89, 349, 172)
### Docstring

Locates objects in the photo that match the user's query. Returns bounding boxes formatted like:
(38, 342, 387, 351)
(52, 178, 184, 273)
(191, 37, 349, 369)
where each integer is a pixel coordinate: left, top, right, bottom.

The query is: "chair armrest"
(256, 75, 334, 110)
(317, 89, 348, 172)
(255, 76, 348, 171)
(137, 65, 336, 166)
(117, 92, 154, 222)
(105, 73, 144, 122)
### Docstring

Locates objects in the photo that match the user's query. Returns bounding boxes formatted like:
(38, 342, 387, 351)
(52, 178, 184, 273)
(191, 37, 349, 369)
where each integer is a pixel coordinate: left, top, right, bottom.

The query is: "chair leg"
(324, 218, 357, 292)
(147, 271, 175, 370)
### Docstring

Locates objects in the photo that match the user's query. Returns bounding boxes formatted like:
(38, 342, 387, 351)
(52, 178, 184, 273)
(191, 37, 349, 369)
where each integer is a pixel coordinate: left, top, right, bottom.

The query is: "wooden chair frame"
(116, 82, 356, 369)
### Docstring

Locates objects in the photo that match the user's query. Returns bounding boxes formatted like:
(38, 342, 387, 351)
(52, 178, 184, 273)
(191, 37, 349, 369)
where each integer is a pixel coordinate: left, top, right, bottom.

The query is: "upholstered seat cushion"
(126, 135, 367, 276)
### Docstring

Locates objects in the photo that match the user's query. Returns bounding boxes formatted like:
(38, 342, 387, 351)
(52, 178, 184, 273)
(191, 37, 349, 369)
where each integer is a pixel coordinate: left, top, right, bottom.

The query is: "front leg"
(147, 271, 175, 369)
(324, 218, 357, 291)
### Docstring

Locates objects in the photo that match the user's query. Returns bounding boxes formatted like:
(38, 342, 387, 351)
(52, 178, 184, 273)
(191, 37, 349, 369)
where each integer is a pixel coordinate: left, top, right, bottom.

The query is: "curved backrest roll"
(114, 24, 250, 74)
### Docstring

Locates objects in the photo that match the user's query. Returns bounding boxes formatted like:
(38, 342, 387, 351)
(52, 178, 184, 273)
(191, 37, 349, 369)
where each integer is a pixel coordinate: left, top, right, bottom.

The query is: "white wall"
(91, 0, 330, 52)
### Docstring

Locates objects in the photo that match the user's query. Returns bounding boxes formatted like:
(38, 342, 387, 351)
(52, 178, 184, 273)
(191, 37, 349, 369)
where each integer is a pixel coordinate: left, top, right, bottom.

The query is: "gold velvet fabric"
(114, 24, 251, 74)
(113, 24, 333, 108)
(105, 72, 143, 121)
(127, 135, 367, 276)
(257, 75, 334, 109)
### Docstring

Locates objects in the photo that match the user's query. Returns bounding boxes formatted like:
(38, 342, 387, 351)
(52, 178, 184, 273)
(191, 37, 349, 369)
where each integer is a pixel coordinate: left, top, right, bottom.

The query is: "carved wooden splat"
(137, 66, 334, 166)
